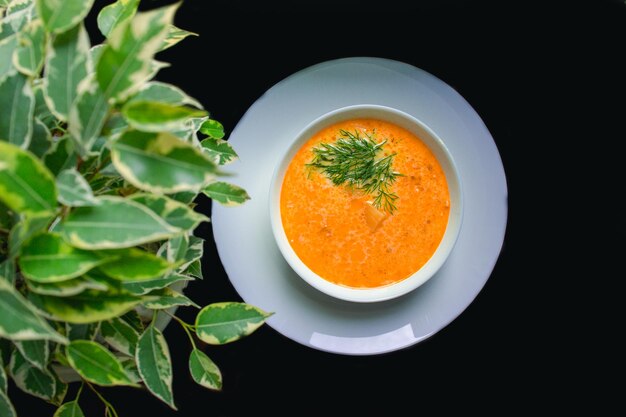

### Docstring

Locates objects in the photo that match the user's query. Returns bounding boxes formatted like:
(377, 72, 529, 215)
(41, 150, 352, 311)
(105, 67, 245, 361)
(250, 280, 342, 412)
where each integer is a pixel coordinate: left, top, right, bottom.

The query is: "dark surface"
(8, 0, 623, 415)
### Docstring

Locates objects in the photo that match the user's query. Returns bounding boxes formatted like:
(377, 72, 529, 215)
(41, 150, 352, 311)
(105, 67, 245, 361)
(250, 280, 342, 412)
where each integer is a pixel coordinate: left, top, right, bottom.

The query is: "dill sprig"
(306, 129, 402, 214)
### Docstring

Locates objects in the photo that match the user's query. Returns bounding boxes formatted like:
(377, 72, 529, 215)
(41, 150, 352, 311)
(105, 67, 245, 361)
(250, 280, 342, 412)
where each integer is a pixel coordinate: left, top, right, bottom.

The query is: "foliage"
(0, 1, 267, 415)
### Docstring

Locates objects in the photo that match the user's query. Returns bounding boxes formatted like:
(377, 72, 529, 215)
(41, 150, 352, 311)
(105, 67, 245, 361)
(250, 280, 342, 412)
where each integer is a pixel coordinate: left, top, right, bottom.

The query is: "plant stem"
(75, 381, 84, 401)
(85, 381, 119, 417)
(164, 311, 197, 349)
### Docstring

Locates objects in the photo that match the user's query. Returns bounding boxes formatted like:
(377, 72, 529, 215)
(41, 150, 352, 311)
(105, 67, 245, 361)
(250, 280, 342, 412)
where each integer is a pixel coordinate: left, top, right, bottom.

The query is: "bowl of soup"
(269, 104, 463, 302)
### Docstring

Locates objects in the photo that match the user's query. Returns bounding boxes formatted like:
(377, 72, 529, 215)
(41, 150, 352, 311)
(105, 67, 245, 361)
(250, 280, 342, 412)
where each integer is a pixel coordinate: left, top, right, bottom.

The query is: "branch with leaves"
(0, 1, 268, 416)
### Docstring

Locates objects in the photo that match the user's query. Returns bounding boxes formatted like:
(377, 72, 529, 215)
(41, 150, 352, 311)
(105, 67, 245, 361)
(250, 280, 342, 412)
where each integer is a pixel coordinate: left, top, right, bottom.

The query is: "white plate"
(212, 57, 507, 355)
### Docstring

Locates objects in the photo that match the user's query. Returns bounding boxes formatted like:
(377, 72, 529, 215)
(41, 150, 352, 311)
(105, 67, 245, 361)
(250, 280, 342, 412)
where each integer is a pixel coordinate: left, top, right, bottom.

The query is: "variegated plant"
(0, 1, 270, 416)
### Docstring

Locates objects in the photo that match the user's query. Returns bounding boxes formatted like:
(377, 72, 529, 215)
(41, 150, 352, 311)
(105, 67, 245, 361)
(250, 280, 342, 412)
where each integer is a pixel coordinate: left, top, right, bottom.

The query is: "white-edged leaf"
(0, 390, 16, 417)
(29, 290, 143, 324)
(111, 130, 219, 194)
(195, 302, 271, 345)
(36, 0, 95, 34)
(14, 339, 49, 371)
(129, 81, 202, 109)
(50, 369, 68, 406)
(43, 136, 76, 176)
(56, 168, 98, 207)
(96, 3, 178, 102)
(166, 234, 188, 263)
(159, 24, 196, 51)
(98, 247, 176, 281)
(178, 236, 203, 273)
(0, 33, 18, 82)
(122, 100, 207, 132)
(65, 322, 99, 341)
(53, 401, 85, 417)
(100, 318, 139, 356)
(43, 23, 90, 121)
(185, 259, 202, 279)
(29, 117, 52, 158)
(13, 18, 45, 77)
(56, 196, 181, 250)
(27, 274, 109, 297)
(8, 212, 53, 258)
(0, 71, 34, 148)
(142, 287, 198, 310)
(129, 193, 208, 231)
(0, 351, 8, 392)
(19, 233, 108, 282)
(203, 181, 250, 207)
(97, 0, 139, 38)
(0, 259, 15, 284)
(200, 137, 238, 165)
(0, 279, 68, 343)
(9, 348, 56, 401)
(66, 340, 136, 386)
(199, 119, 225, 140)
(189, 349, 221, 391)
(0, 142, 56, 215)
(123, 273, 192, 296)
(136, 326, 176, 409)
(67, 73, 109, 156)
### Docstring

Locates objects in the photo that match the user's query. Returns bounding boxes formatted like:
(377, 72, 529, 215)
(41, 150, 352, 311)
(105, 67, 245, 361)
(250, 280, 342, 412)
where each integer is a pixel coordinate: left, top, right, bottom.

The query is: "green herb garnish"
(307, 129, 402, 214)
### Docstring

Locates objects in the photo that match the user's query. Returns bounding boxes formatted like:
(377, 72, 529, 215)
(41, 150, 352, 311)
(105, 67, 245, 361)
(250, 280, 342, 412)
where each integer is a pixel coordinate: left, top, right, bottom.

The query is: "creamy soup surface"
(280, 118, 450, 288)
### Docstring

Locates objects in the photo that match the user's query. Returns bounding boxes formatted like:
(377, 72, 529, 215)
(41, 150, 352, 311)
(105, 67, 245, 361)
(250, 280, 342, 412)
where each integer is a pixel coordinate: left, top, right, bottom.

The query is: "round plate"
(212, 57, 507, 355)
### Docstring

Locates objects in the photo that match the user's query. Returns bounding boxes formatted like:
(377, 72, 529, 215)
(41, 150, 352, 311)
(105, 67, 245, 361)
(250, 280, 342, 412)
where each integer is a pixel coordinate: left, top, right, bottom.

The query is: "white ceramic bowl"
(269, 104, 463, 303)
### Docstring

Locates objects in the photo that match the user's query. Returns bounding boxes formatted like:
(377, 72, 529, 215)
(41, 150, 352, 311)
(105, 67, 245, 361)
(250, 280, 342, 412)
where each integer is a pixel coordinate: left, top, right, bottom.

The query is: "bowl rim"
(269, 104, 464, 303)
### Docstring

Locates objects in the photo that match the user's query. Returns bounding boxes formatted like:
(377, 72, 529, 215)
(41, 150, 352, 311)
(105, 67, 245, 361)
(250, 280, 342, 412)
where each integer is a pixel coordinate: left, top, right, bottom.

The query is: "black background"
(8, 0, 624, 415)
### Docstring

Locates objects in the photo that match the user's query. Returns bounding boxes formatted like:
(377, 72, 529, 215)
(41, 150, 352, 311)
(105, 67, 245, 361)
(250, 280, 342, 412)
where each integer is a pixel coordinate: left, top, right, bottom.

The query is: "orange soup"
(280, 118, 450, 288)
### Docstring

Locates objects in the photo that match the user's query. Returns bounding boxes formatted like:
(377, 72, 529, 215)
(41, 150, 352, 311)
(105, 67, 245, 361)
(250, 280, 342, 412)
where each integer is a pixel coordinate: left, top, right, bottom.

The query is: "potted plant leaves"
(0, 1, 269, 415)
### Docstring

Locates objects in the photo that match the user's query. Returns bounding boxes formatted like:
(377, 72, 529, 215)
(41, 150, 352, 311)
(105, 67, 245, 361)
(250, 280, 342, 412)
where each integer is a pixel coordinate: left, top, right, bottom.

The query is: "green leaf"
(159, 24, 196, 51)
(203, 181, 250, 207)
(9, 348, 56, 401)
(29, 290, 142, 324)
(111, 130, 219, 194)
(13, 18, 45, 77)
(43, 136, 76, 176)
(120, 310, 143, 333)
(54, 401, 85, 417)
(122, 273, 192, 296)
(0, 142, 56, 214)
(129, 81, 202, 109)
(19, 233, 107, 282)
(36, 0, 95, 34)
(0, 351, 7, 392)
(67, 74, 109, 155)
(168, 191, 196, 205)
(56, 196, 180, 250)
(66, 340, 136, 386)
(50, 370, 68, 406)
(0, 259, 15, 284)
(200, 137, 238, 165)
(8, 212, 53, 258)
(0, 35, 18, 82)
(165, 234, 188, 263)
(0, 279, 67, 343)
(32, 84, 55, 128)
(97, 0, 139, 38)
(98, 248, 175, 281)
(130, 193, 208, 231)
(56, 168, 98, 207)
(43, 23, 90, 121)
(195, 302, 271, 345)
(189, 349, 222, 391)
(29, 117, 52, 158)
(96, 3, 178, 102)
(136, 326, 175, 409)
(142, 287, 198, 310)
(118, 357, 141, 384)
(185, 259, 202, 279)
(0, 71, 34, 148)
(122, 101, 207, 132)
(100, 317, 139, 356)
(199, 119, 225, 140)
(0, 390, 16, 417)
(178, 236, 203, 273)
(27, 274, 109, 297)
(65, 322, 99, 341)
(14, 339, 48, 371)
